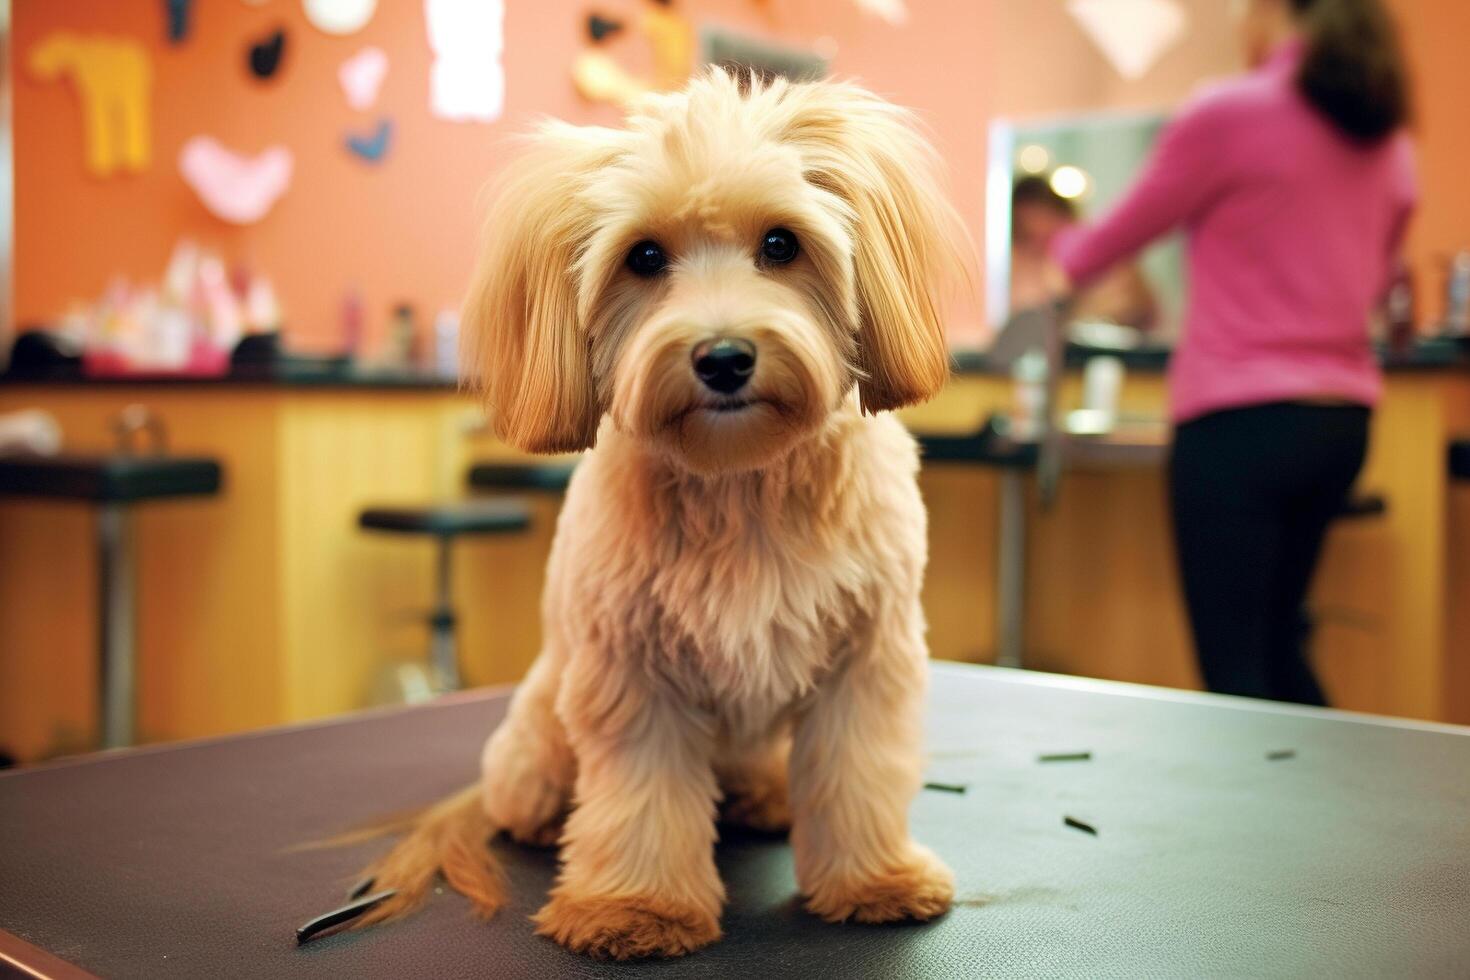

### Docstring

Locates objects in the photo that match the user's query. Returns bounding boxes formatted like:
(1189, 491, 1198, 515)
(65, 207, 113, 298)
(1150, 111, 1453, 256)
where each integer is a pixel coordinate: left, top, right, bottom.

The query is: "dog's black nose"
(692, 338, 756, 395)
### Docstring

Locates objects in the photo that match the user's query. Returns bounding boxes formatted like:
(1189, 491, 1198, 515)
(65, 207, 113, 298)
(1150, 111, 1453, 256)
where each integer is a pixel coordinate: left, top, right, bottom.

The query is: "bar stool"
(467, 460, 579, 495)
(1451, 441, 1470, 481)
(358, 499, 531, 693)
(919, 417, 1036, 669)
(918, 414, 1166, 669)
(0, 429, 221, 749)
(919, 414, 1384, 669)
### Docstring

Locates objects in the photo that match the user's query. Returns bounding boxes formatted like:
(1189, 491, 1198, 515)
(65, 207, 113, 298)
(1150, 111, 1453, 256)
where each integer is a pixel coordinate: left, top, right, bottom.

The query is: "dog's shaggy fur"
(353, 69, 970, 959)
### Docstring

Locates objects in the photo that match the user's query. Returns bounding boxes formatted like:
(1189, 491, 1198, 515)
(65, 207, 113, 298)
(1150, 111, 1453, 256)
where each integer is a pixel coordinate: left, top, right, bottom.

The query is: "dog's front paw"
(804, 844, 954, 924)
(532, 891, 721, 959)
(481, 735, 571, 846)
(482, 772, 566, 846)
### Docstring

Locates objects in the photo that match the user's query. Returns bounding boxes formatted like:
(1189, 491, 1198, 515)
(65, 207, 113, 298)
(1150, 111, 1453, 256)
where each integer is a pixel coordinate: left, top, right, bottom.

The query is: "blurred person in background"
(1010, 175, 1160, 331)
(1044, 0, 1417, 704)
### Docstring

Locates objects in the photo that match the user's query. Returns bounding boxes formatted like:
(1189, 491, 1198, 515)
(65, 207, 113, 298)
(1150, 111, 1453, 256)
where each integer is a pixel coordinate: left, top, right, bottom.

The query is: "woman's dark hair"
(1010, 175, 1077, 244)
(1012, 176, 1076, 217)
(1289, 0, 1412, 144)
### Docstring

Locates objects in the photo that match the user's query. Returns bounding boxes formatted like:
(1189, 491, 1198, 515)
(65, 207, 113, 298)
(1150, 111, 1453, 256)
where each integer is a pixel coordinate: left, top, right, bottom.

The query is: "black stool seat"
(915, 427, 1394, 520)
(1451, 441, 1470, 481)
(917, 416, 1038, 469)
(467, 460, 579, 494)
(358, 498, 531, 693)
(0, 454, 222, 502)
(359, 499, 531, 536)
(1337, 493, 1388, 520)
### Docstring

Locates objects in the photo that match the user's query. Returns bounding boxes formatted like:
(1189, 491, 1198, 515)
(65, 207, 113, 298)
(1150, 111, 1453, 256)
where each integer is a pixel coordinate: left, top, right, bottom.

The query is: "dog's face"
(464, 71, 968, 474)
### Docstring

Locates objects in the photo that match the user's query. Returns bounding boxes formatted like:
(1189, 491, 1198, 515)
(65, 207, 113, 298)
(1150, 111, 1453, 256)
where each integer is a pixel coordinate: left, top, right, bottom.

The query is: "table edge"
(0, 929, 97, 980)
(0, 684, 516, 779)
(936, 662, 1470, 737)
(4, 667, 1462, 782)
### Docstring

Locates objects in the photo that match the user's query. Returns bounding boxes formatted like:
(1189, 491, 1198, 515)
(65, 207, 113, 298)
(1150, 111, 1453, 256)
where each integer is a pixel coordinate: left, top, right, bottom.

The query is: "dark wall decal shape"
(587, 14, 624, 42)
(345, 120, 392, 163)
(166, 0, 192, 43)
(249, 29, 288, 80)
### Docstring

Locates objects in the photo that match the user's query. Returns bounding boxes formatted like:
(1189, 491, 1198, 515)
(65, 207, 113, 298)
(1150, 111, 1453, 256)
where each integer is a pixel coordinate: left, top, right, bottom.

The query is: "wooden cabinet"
(2, 371, 1466, 761)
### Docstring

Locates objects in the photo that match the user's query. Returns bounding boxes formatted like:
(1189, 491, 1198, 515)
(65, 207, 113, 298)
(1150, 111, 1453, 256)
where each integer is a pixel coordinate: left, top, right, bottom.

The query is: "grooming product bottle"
(1082, 355, 1124, 428)
(1385, 260, 1416, 354)
(243, 275, 283, 335)
(341, 287, 364, 359)
(433, 309, 460, 378)
(389, 303, 417, 369)
(1445, 250, 1470, 336)
(1011, 348, 1048, 442)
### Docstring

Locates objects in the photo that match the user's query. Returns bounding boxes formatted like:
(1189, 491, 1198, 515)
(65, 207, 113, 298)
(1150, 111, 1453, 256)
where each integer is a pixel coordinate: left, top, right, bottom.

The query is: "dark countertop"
(951, 335, 1470, 376)
(2, 663, 1467, 979)
(0, 361, 457, 391)
(2, 338, 1465, 391)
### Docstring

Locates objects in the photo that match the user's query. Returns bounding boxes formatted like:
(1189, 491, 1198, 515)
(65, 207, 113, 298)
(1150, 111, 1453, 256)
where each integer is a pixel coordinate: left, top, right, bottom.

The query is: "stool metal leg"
(428, 536, 461, 692)
(995, 470, 1026, 670)
(97, 503, 136, 749)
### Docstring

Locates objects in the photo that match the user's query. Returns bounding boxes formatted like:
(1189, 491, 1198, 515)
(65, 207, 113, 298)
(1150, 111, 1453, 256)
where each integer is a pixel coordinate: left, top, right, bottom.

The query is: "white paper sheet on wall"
(853, 0, 908, 26)
(339, 46, 389, 110)
(1066, 0, 1186, 80)
(424, 0, 505, 123)
(303, 0, 378, 36)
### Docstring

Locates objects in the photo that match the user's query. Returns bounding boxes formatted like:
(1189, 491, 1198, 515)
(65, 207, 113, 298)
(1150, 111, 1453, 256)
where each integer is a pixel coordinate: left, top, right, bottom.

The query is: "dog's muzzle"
(691, 338, 756, 395)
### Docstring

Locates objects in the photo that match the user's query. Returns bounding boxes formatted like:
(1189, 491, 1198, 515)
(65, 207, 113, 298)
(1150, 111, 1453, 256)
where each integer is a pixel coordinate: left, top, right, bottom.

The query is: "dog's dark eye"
(760, 228, 799, 265)
(626, 240, 668, 277)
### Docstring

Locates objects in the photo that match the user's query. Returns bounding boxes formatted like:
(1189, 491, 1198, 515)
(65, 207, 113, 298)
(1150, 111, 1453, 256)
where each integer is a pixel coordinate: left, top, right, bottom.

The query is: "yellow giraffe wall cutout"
(574, 0, 695, 105)
(30, 33, 153, 178)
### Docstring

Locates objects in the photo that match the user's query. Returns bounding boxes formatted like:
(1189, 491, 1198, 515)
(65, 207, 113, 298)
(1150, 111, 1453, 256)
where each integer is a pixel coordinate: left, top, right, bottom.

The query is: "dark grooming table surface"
(2, 664, 1468, 979)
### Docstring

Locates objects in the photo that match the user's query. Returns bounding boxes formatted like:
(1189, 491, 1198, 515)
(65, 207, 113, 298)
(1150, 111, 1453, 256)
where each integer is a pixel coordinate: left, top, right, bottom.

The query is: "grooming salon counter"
(2, 361, 1469, 764)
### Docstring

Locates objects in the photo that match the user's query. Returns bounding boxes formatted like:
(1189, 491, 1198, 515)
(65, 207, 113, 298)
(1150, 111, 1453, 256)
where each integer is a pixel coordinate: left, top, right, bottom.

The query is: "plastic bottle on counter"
(340, 287, 364, 359)
(432, 309, 460, 378)
(243, 275, 283, 335)
(1010, 348, 1048, 442)
(1385, 260, 1416, 354)
(1081, 355, 1124, 431)
(1445, 250, 1470, 336)
(387, 303, 417, 369)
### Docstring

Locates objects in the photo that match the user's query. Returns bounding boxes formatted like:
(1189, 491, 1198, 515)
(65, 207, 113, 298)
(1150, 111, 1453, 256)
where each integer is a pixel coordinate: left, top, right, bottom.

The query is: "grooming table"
(2, 664, 1467, 979)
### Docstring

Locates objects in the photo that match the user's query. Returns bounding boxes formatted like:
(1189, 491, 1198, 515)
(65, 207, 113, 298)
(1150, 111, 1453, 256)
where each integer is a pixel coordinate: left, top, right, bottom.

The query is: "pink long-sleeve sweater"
(1051, 39, 1417, 424)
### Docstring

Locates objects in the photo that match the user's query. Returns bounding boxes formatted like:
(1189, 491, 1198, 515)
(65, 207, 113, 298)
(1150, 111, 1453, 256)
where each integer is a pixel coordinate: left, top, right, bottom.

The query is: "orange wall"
(11, 1, 1467, 348)
(992, 0, 1240, 118)
(11, 0, 989, 352)
(1388, 0, 1470, 322)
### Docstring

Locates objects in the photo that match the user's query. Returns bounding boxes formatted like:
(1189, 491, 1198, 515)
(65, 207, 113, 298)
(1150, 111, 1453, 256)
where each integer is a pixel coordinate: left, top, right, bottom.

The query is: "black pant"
(1169, 402, 1370, 705)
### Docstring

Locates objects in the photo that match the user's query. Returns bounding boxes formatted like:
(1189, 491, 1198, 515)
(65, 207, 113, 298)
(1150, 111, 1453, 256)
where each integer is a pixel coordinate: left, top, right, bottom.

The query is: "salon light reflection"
(1017, 143, 1051, 174)
(1050, 164, 1090, 200)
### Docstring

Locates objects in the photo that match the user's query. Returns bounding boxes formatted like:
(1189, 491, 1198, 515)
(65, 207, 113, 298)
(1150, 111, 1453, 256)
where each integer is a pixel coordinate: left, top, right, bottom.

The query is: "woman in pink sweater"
(1050, 0, 1416, 704)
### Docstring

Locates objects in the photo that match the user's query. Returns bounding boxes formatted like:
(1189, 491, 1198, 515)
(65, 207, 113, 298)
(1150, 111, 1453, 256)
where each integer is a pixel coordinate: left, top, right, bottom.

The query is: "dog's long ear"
(461, 123, 623, 453)
(783, 83, 972, 413)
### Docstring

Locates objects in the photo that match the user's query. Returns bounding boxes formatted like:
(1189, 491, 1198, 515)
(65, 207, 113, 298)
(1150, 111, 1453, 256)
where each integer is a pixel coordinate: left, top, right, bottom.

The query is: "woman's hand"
(1041, 258, 1074, 303)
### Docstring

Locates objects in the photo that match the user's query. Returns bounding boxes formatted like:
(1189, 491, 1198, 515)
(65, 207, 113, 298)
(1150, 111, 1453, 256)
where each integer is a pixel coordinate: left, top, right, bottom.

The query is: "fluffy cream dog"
(354, 68, 969, 960)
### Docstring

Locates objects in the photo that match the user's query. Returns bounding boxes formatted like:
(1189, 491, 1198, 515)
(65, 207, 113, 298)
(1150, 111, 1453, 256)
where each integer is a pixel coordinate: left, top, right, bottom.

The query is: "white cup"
(1082, 355, 1124, 424)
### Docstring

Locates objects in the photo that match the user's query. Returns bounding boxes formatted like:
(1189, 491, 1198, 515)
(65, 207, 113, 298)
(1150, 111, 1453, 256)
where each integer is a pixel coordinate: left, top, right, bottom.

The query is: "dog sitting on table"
(352, 68, 971, 960)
